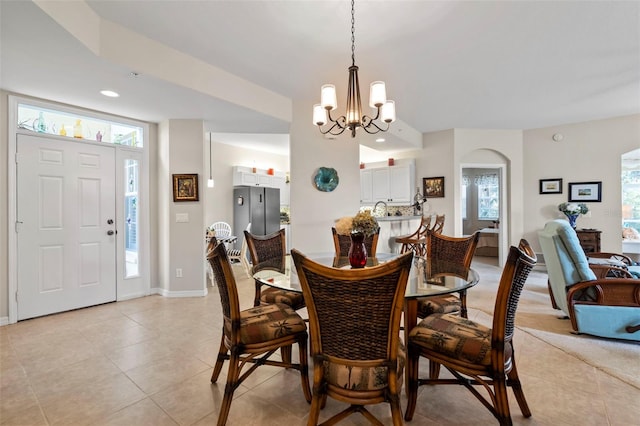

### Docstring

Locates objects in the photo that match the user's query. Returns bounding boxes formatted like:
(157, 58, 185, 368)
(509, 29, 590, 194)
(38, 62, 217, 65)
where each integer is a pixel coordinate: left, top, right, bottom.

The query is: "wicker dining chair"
(395, 215, 431, 256)
(405, 240, 537, 425)
(245, 229, 306, 310)
(206, 240, 311, 426)
(331, 227, 379, 258)
(417, 230, 480, 319)
(291, 249, 413, 426)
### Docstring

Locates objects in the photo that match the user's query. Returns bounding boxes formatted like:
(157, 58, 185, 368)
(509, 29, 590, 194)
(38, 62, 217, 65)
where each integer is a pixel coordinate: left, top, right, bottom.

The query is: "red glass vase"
(348, 232, 367, 268)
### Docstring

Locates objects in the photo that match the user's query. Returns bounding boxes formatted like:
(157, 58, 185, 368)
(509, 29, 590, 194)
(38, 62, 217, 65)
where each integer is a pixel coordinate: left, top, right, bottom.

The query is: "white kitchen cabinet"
(360, 161, 415, 205)
(388, 164, 414, 203)
(233, 168, 273, 187)
(360, 169, 373, 203)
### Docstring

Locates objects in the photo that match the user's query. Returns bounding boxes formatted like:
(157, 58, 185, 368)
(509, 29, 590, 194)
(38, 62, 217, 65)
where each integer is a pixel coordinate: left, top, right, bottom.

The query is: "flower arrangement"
(558, 202, 589, 216)
(335, 210, 379, 237)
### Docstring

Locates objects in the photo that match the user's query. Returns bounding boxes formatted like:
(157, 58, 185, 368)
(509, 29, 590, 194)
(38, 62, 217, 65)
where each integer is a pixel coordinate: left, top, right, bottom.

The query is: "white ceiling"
(1, 1, 639, 156)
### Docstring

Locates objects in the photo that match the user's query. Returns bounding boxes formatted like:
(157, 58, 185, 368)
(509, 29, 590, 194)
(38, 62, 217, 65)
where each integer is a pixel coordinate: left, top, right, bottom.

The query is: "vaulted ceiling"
(2, 1, 638, 154)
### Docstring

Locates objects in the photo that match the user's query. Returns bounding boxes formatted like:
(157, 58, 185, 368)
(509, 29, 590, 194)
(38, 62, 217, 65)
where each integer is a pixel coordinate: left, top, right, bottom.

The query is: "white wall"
(289, 99, 361, 254)
(0, 91, 8, 319)
(523, 114, 640, 254)
(158, 119, 206, 295)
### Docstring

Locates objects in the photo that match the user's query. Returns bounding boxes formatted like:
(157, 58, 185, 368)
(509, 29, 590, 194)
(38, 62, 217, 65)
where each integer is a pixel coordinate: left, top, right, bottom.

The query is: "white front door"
(17, 134, 116, 320)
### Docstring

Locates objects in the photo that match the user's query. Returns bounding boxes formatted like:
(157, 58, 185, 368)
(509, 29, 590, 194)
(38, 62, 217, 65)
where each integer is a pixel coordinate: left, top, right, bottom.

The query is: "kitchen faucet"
(374, 201, 388, 217)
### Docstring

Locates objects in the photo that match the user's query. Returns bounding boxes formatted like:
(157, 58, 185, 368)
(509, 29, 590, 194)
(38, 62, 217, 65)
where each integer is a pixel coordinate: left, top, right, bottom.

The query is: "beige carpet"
(468, 256, 640, 390)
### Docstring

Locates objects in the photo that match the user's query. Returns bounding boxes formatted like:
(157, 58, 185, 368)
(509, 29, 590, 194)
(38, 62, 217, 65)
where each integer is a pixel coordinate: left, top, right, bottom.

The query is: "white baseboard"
(0, 317, 9, 327)
(152, 287, 208, 297)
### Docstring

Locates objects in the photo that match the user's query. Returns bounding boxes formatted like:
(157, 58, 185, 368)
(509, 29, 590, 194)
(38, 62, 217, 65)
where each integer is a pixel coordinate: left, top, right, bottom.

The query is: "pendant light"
(207, 133, 214, 188)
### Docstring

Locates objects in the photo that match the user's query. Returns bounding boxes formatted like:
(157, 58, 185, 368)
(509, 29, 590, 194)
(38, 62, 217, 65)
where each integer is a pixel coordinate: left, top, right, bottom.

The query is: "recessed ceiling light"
(100, 90, 119, 98)
(375, 138, 385, 143)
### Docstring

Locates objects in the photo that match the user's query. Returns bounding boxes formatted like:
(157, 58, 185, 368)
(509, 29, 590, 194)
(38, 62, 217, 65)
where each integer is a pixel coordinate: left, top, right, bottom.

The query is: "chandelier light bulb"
(320, 84, 337, 110)
(207, 179, 214, 188)
(369, 81, 387, 108)
(313, 104, 327, 126)
(381, 100, 396, 123)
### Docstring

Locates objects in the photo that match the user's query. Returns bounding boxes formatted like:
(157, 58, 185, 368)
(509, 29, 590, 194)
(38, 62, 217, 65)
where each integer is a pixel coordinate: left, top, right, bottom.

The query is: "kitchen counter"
(374, 215, 422, 222)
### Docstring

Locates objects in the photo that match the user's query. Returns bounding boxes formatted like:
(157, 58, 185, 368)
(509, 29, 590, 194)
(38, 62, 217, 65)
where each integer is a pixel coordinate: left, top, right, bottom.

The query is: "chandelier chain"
(351, 0, 356, 66)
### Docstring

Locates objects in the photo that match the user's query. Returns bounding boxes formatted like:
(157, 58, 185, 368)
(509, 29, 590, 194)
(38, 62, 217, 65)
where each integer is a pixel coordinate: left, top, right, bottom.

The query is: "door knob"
(107, 219, 114, 224)
(107, 230, 115, 235)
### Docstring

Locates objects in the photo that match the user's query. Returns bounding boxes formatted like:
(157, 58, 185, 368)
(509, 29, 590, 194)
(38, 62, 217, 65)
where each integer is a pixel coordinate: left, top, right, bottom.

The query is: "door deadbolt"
(107, 219, 114, 224)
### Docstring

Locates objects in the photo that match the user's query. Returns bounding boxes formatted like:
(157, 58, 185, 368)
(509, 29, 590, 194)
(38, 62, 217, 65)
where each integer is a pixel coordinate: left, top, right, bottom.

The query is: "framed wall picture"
(173, 174, 199, 202)
(539, 178, 563, 194)
(568, 181, 601, 202)
(423, 176, 445, 198)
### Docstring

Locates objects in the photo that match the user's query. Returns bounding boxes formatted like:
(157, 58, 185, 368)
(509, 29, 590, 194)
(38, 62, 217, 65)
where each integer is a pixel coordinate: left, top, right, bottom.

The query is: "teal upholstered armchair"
(538, 220, 640, 341)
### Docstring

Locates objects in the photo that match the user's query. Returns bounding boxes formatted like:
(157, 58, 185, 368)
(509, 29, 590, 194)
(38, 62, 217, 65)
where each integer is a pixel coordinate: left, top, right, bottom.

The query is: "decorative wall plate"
(314, 167, 339, 192)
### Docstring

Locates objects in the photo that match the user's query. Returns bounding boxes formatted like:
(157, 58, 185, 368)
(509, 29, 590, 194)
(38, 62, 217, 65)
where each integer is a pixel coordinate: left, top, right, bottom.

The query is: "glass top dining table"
(252, 252, 479, 337)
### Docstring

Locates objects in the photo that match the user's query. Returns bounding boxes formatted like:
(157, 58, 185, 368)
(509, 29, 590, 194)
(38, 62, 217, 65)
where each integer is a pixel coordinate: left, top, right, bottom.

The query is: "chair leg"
(211, 336, 228, 383)
(298, 338, 312, 403)
(404, 348, 419, 421)
(253, 280, 262, 307)
(507, 356, 531, 417)
(459, 290, 468, 319)
(307, 393, 323, 426)
(389, 393, 403, 426)
(493, 376, 512, 426)
(281, 345, 292, 364)
(217, 353, 241, 426)
(429, 360, 441, 379)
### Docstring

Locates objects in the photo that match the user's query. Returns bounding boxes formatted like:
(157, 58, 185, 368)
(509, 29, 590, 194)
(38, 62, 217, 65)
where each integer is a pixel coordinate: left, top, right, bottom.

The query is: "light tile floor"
(1, 260, 639, 425)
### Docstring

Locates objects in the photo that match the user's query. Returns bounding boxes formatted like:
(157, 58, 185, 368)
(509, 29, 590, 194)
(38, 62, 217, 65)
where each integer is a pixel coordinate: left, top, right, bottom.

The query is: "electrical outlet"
(176, 268, 183, 278)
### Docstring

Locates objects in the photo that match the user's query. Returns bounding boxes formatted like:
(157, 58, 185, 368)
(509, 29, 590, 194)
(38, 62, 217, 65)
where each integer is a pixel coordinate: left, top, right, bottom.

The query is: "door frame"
(7, 95, 150, 324)
(460, 163, 508, 266)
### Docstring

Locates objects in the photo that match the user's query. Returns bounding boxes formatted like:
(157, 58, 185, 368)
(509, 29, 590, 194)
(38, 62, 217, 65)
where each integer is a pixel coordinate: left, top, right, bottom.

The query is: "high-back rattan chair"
(395, 215, 431, 256)
(244, 228, 306, 310)
(291, 249, 413, 426)
(417, 230, 480, 319)
(405, 240, 537, 425)
(331, 227, 379, 258)
(206, 240, 311, 426)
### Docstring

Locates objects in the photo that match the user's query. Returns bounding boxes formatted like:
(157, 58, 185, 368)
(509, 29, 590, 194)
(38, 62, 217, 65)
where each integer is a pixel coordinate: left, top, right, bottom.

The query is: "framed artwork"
(539, 178, 563, 194)
(173, 174, 199, 202)
(423, 176, 445, 198)
(568, 181, 601, 202)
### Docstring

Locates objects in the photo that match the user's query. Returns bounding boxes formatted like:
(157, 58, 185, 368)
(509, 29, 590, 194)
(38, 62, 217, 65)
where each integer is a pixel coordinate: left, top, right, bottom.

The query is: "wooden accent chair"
(395, 215, 431, 256)
(245, 228, 306, 310)
(206, 240, 311, 426)
(430, 214, 445, 235)
(291, 249, 413, 426)
(405, 240, 537, 425)
(331, 227, 380, 258)
(538, 219, 640, 341)
(417, 230, 480, 319)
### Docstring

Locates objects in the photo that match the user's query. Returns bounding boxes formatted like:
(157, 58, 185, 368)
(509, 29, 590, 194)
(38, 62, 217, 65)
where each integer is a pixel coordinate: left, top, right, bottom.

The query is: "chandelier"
(312, 0, 396, 138)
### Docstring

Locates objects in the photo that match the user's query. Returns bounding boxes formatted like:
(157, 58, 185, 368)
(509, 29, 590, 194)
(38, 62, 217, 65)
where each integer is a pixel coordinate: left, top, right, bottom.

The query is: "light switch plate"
(175, 213, 189, 223)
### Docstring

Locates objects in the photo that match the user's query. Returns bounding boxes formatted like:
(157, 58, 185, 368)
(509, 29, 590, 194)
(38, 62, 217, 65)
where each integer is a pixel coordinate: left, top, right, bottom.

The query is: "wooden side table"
(575, 229, 601, 253)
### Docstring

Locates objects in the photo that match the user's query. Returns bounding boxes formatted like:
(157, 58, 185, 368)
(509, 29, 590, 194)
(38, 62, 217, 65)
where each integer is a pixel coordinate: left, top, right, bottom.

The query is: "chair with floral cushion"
(245, 228, 306, 311)
(291, 249, 413, 426)
(417, 230, 480, 319)
(405, 240, 537, 425)
(206, 240, 311, 426)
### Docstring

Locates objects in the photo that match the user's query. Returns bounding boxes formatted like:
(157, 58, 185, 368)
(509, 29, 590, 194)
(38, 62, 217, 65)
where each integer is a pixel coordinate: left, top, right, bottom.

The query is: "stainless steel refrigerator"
(233, 186, 280, 247)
